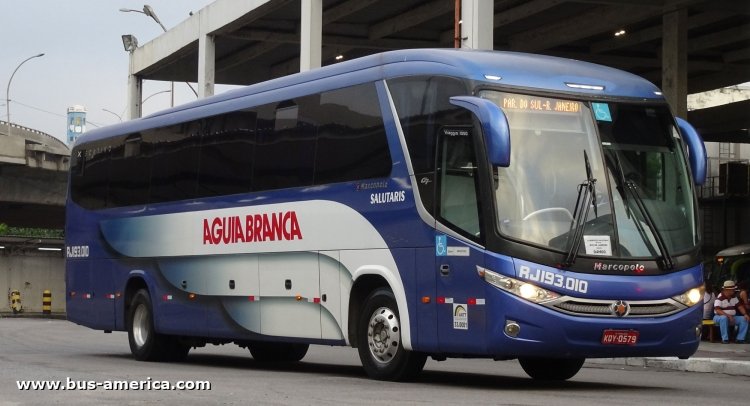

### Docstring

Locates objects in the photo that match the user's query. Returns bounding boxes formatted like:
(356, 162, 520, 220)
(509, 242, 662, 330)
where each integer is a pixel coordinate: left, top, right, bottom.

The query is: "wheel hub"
(367, 306, 400, 364)
(132, 304, 150, 348)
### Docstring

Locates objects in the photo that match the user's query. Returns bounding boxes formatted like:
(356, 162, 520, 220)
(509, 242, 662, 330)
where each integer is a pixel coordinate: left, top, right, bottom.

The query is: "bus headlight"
(478, 266, 560, 304)
(672, 285, 704, 307)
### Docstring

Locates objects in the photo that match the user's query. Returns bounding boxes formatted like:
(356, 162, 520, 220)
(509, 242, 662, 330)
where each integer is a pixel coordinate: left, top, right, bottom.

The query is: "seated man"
(713, 280, 750, 344)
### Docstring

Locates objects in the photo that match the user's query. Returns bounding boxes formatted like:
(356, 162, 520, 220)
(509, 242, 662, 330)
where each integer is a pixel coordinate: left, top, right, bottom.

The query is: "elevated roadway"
(0, 121, 69, 229)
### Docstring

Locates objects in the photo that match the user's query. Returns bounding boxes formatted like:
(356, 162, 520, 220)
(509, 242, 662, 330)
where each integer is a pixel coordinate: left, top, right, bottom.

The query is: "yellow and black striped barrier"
(10, 289, 22, 314)
(42, 290, 52, 315)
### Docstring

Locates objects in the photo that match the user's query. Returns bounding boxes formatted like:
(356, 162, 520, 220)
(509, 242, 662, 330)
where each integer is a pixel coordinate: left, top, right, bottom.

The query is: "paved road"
(0, 319, 742, 405)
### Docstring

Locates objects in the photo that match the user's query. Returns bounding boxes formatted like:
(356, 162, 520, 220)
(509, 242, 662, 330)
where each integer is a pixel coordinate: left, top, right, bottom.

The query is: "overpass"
(0, 121, 69, 229)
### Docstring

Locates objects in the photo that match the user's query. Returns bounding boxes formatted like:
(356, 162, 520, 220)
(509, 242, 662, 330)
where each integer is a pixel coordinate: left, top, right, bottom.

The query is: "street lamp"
(121, 34, 139, 52)
(103, 88, 168, 123)
(102, 108, 123, 122)
(119, 5, 198, 106)
(119, 5, 167, 32)
(142, 89, 171, 104)
(5, 53, 44, 137)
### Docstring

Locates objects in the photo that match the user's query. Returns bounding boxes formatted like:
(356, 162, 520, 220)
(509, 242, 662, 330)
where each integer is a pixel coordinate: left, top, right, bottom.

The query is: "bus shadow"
(96, 353, 665, 392)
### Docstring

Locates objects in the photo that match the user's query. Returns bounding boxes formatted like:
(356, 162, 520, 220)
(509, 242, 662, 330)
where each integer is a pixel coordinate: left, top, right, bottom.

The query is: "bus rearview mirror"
(449, 96, 511, 167)
(675, 117, 706, 186)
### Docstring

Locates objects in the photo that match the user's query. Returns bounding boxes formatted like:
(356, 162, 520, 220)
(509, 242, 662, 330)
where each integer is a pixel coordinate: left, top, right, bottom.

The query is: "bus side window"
(437, 126, 481, 241)
(196, 110, 257, 197)
(313, 83, 391, 184)
(253, 100, 316, 191)
(71, 144, 110, 210)
(387, 76, 469, 217)
(108, 134, 151, 207)
(148, 123, 202, 204)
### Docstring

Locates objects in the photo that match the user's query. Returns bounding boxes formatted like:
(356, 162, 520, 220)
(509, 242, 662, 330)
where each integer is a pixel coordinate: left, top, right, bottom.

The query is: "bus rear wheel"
(357, 288, 426, 381)
(127, 289, 189, 362)
(518, 357, 585, 380)
(249, 341, 309, 362)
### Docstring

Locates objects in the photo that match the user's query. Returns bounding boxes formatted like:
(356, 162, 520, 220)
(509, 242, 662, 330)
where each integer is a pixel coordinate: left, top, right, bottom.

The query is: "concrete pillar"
(127, 53, 142, 120)
(662, 9, 688, 118)
(198, 33, 216, 98)
(461, 0, 493, 50)
(300, 0, 322, 71)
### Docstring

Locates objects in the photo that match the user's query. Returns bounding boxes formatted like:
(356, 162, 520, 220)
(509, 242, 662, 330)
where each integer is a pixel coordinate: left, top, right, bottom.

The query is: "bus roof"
(76, 48, 664, 146)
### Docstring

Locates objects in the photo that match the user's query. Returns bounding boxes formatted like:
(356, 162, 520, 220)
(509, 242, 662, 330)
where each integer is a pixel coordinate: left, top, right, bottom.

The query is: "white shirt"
(714, 293, 739, 317)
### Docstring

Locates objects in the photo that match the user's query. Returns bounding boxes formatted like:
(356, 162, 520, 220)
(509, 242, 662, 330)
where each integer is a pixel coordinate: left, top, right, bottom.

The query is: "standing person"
(713, 280, 750, 344)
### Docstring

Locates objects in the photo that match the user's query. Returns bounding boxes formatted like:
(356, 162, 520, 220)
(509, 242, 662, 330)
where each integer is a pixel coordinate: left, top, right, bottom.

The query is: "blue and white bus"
(66, 49, 707, 381)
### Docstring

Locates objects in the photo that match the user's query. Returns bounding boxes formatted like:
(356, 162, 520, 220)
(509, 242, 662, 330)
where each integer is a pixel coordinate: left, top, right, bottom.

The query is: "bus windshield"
(480, 91, 698, 262)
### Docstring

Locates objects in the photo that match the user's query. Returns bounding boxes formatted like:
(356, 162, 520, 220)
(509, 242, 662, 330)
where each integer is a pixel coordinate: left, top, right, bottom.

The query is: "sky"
(0, 0, 219, 143)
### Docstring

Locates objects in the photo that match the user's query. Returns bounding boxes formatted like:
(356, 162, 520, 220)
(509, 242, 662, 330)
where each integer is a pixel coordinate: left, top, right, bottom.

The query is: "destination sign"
(500, 94, 581, 114)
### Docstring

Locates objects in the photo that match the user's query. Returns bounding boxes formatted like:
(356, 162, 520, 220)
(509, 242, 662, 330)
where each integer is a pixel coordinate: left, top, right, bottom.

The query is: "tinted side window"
(148, 122, 201, 203)
(197, 111, 257, 197)
(387, 76, 469, 215)
(70, 143, 110, 210)
(71, 83, 396, 209)
(253, 100, 316, 191)
(107, 135, 151, 207)
(313, 83, 391, 184)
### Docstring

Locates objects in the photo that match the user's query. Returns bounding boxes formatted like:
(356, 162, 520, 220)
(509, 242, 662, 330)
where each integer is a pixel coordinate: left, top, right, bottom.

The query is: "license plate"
(601, 329, 639, 345)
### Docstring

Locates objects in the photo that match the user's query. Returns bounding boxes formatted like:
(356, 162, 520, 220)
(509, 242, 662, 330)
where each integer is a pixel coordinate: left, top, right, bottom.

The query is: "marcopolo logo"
(593, 262, 646, 273)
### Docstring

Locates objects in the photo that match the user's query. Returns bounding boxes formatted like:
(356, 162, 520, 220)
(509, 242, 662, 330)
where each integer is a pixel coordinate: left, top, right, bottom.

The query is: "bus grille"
(547, 298, 683, 318)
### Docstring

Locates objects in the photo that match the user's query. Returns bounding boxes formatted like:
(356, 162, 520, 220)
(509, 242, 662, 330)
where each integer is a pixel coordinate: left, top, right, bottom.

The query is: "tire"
(249, 341, 309, 362)
(357, 288, 426, 381)
(518, 357, 585, 380)
(127, 289, 189, 362)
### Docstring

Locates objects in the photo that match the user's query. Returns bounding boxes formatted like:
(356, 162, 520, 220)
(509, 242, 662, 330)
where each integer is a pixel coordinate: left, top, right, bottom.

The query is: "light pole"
(119, 5, 198, 107)
(102, 108, 123, 122)
(142, 89, 171, 105)
(103, 88, 169, 123)
(120, 5, 167, 31)
(5, 53, 44, 137)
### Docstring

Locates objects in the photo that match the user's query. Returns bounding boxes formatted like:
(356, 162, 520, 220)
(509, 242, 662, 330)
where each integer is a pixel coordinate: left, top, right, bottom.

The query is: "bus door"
(434, 125, 487, 353)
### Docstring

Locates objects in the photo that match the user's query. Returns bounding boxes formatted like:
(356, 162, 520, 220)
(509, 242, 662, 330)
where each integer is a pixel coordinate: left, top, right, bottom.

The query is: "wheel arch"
(123, 270, 152, 325)
(348, 265, 413, 350)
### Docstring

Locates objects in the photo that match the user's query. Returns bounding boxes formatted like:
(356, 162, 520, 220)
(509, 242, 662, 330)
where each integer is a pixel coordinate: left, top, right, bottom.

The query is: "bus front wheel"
(357, 288, 426, 381)
(518, 357, 585, 380)
(127, 289, 189, 362)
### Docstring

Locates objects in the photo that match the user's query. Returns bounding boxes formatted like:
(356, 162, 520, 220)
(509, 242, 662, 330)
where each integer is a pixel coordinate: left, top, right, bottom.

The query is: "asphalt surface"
(3, 312, 749, 376)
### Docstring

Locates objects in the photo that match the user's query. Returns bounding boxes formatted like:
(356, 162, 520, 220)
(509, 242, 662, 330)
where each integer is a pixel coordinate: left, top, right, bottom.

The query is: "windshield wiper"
(624, 181, 675, 270)
(562, 151, 596, 268)
(604, 149, 630, 218)
(603, 148, 674, 270)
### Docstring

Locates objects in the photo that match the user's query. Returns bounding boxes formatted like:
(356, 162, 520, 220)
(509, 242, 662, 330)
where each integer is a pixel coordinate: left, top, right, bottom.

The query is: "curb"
(0, 312, 67, 320)
(586, 357, 750, 376)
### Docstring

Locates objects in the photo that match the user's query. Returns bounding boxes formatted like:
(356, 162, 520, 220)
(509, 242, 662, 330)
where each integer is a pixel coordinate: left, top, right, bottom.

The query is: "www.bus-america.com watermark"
(17, 377, 211, 391)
